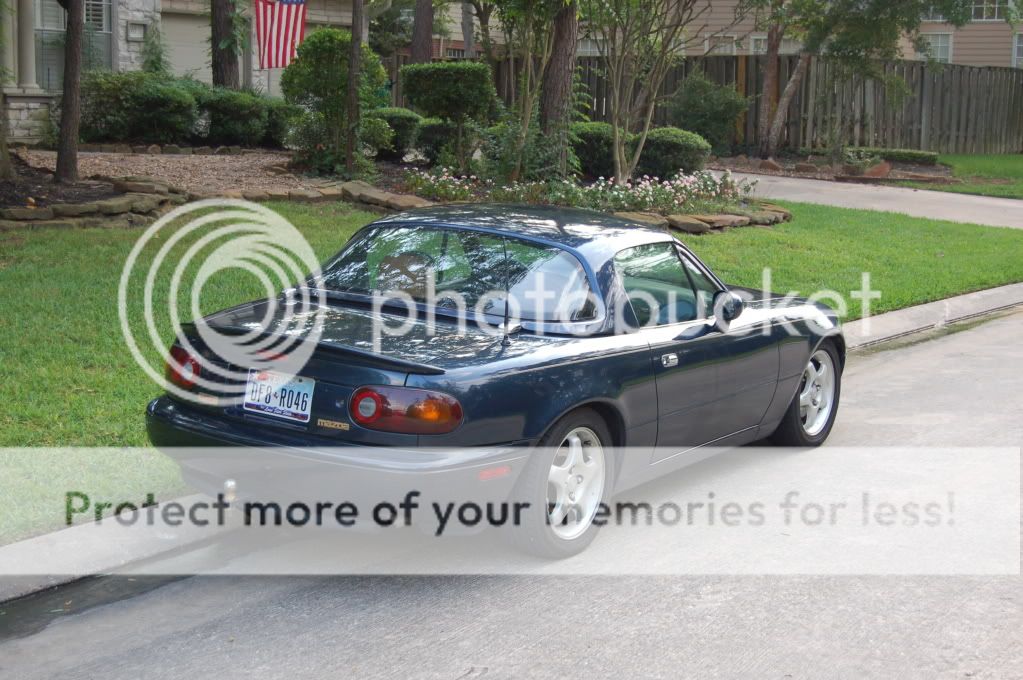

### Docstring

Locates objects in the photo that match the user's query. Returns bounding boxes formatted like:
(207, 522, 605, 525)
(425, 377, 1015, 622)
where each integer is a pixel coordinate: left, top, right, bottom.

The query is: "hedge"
(416, 118, 458, 165)
(570, 121, 618, 179)
(80, 71, 197, 144)
(367, 107, 423, 161)
(801, 146, 939, 166)
(633, 127, 711, 178)
(200, 88, 269, 147)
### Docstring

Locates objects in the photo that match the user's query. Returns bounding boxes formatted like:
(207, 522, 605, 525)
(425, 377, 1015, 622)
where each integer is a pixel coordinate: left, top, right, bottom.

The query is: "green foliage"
(199, 87, 268, 146)
(634, 127, 711, 179)
(281, 28, 388, 155)
(400, 61, 498, 170)
(569, 121, 619, 178)
(482, 111, 565, 182)
(140, 27, 171, 74)
(360, 116, 394, 156)
(668, 69, 748, 152)
(416, 118, 458, 166)
(366, 107, 423, 161)
(848, 147, 939, 165)
(287, 110, 376, 178)
(80, 71, 198, 144)
(842, 147, 882, 173)
(262, 97, 300, 148)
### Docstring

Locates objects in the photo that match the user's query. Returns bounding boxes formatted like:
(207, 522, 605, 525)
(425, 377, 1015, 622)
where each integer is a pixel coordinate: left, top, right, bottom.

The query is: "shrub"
(360, 116, 394, 156)
(570, 122, 619, 178)
(281, 28, 387, 163)
(262, 97, 300, 148)
(416, 118, 458, 166)
(400, 61, 498, 170)
(848, 147, 938, 166)
(200, 87, 268, 147)
(367, 107, 423, 161)
(668, 69, 749, 151)
(80, 71, 197, 144)
(634, 127, 711, 178)
(482, 113, 564, 182)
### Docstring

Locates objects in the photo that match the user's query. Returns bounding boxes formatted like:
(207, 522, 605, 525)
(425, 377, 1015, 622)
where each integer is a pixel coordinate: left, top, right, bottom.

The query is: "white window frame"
(922, 33, 953, 63)
(704, 34, 737, 56)
(971, 0, 1010, 21)
(1015, 33, 1023, 68)
(749, 34, 803, 55)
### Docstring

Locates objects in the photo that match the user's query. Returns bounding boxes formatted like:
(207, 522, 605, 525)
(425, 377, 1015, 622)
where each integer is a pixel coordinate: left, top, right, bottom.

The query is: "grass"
(897, 153, 1023, 199)
(1, 199, 1022, 544)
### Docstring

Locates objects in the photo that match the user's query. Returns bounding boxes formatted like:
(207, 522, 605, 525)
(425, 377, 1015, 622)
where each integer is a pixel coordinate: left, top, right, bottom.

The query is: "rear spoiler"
(181, 322, 447, 376)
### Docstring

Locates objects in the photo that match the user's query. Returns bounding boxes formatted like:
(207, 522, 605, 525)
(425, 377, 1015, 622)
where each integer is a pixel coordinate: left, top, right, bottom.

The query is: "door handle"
(661, 353, 679, 368)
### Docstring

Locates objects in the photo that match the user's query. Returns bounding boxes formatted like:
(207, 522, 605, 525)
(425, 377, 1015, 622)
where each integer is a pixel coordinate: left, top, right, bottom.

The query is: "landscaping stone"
(52, 203, 100, 217)
(146, 144, 162, 154)
(746, 210, 782, 225)
(228, 146, 243, 155)
(220, 189, 245, 199)
(758, 202, 792, 220)
(794, 162, 818, 173)
(0, 207, 54, 220)
(127, 194, 162, 213)
(113, 144, 133, 154)
(340, 180, 376, 201)
(132, 146, 149, 154)
(213, 146, 229, 155)
(760, 158, 783, 172)
(96, 196, 136, 214)
(289, 189, 324, 202)
(242, 190, 270, 202)
(689, 214, 750, 228)
(666, 215, 711, 234)
(163, 145, 183, 155)
(113, 179, 170, 195)
(613, 211, 669, 229)
(166, 193, 189, 205)
(0, 219, 23, 230)
(193, 146, 212, 155)
(863, 160, 892, 178)
(267, 165, 291, 175)
(386, 194, 434, 211)
(266, 188, 291, 200)
(317, 187, 344, 200)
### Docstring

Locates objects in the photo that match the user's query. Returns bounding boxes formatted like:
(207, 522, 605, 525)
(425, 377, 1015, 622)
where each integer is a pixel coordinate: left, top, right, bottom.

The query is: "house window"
(922, 33, 952, 62)
(750, 35, 802, 55)
(971, 0, 1009, 20)
(922, 8, 946, 21)
(1015, 34, 1023, 68)
(705, 35, 737, 55)
(35, 0, 113, 91)
(576, 38, 603, 57)
(445, 48, 465, 59)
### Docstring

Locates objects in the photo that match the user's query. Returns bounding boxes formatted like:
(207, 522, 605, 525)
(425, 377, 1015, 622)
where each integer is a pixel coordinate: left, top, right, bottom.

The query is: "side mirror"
(713, 290, 744, 330)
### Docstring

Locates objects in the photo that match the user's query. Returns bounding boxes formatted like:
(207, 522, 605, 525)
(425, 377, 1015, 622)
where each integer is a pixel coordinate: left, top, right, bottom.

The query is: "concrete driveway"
(725, 171, 1023, 230)
(1, 310, 1021, 679)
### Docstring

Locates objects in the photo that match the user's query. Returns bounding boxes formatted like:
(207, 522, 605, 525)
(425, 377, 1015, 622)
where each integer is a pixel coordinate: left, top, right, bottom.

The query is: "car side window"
(613, 243, 698, 326)
(678, 250, 720, 319)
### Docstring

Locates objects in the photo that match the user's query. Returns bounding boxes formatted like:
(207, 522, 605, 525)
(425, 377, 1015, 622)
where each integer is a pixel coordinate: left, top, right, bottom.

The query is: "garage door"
(162, 13, 212, 83)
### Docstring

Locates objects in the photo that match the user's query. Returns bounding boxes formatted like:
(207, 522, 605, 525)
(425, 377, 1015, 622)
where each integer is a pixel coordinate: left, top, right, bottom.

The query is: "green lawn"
(897, 153, 1023, 199)
(1, 199, 1022, 544)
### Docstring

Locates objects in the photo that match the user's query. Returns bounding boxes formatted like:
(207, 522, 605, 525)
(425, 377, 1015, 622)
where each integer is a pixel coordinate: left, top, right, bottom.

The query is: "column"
(1, 2, 15, 86)
(17, 0, 38, 91)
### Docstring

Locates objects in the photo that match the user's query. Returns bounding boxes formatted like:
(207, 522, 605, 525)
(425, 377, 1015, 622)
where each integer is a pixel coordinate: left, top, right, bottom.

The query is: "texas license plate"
(243, 369, 315, 423)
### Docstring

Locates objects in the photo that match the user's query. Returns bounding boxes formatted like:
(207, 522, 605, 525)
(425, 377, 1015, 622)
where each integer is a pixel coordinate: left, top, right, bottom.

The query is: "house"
(909, 0, 1022, 68)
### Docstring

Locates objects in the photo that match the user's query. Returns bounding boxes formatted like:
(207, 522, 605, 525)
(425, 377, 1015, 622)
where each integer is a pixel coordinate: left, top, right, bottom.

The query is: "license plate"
(243, 369, 315, 423)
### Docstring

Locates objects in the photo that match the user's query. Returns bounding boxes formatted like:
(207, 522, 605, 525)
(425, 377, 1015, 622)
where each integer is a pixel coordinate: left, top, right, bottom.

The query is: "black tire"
(769, 341, 843, 447)
(506, 408, 614, 559)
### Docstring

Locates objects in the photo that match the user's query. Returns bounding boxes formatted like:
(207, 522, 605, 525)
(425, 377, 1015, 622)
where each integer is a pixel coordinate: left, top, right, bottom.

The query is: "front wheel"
(769, 342, 842, 446)
(506, 409, 613, 558)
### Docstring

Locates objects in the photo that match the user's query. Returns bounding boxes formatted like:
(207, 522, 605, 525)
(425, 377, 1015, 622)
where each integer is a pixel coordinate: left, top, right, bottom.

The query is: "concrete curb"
(0, 495, 239, 603)
(844, 282, 1023, 349)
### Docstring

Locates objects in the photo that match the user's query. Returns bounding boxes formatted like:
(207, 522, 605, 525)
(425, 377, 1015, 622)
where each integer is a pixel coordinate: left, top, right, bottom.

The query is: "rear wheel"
(769, 342, 842, 446)
(507, 409, 613, 558)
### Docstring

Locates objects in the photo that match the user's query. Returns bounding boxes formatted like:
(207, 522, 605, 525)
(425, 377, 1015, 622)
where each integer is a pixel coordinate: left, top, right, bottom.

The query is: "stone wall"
(116, 0, 162, 72)
(5, 94, 53, 144)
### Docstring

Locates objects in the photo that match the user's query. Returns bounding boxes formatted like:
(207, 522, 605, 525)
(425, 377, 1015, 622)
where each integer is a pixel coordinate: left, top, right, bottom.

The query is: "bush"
(400, 61, 497, 170)
(416, 118, 458, 166)
(849, 147, 939, 166)
(80, 71, 197, 144)
(262, 97, 300, 148)
(668, 69, 749, 152)
(570, 122, 619, 178)
(634, 127, 711, 178)
(360, 116, 394, 156)
(200, 87, 268, 147)
(281, 28, 387, 164)
(367, 107, 422, 161)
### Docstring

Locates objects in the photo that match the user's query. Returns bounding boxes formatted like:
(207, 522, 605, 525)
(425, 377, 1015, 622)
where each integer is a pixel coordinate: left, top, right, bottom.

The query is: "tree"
(211, 0, 241, 88)
(346, 0, 365, 171)
(740, 0, 978, 157)
(579, 0, 736, 183)
(55, 0, 83, 183)
(539, 1, 577, 133)
(410, 0, 433, 62)
(466, 0, 499, 71)
(0, 93, 14, 181)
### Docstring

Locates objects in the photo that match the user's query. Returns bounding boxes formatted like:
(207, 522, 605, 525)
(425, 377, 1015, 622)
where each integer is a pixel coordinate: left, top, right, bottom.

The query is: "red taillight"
(349, 386, 463, 435)
(166, 345, 201, 389)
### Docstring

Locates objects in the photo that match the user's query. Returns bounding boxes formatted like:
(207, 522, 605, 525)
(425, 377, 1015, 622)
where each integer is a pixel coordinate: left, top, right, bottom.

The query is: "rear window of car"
(319, 226, 598, 322)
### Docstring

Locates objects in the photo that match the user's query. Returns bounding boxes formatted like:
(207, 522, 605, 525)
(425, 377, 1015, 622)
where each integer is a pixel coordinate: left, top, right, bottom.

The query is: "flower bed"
(401, 168, 757, 215)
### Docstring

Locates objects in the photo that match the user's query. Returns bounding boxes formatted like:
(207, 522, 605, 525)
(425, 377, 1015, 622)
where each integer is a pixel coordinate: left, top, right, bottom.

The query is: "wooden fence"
(392, 54, 1023, 154)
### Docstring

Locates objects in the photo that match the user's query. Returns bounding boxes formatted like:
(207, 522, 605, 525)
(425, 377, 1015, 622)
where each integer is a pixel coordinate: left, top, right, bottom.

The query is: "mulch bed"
(0, 155, 119, 209)
(709, 155, 957, 183)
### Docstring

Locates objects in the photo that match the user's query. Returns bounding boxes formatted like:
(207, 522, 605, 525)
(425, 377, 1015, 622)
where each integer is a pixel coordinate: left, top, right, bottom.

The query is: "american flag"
(254, 0, 308, 69)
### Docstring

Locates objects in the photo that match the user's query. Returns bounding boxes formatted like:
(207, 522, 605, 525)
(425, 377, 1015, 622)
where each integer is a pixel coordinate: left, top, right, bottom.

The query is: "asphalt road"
(1, 310, 1021, 679)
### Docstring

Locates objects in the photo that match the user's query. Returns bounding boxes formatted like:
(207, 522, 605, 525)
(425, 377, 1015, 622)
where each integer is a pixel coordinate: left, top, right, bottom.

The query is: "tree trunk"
(539, 0, 577, 136)
(211, 0, 240, 88)
(55, 0, 82, 184)
(410, 0, 433, 63)
(345, 0, 363, 172)
(0, 93, 15, 181)
(756, 25, 783, 157)
(764, 52, 810, 157)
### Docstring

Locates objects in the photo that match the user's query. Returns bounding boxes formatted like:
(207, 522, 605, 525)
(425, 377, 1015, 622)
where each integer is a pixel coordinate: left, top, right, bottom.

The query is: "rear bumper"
(146, 397, 530, 529)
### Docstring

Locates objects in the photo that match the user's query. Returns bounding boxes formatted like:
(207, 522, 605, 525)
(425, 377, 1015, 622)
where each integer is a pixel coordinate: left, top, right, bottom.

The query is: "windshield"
(319, 226, 598, 323)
